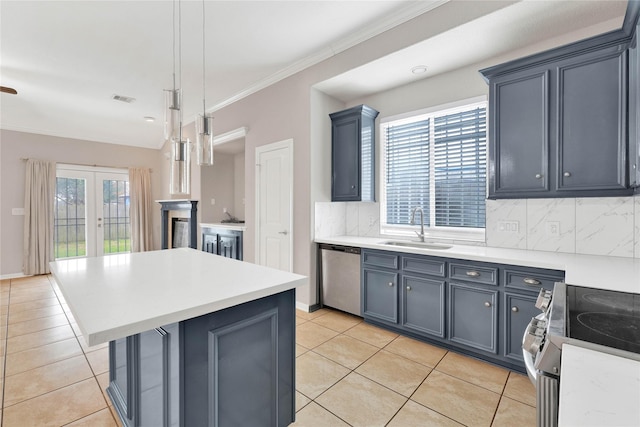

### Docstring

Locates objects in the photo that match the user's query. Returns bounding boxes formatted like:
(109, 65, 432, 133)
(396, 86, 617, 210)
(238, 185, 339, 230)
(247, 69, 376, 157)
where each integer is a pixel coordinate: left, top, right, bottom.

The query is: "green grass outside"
(55, 239, 130, 259)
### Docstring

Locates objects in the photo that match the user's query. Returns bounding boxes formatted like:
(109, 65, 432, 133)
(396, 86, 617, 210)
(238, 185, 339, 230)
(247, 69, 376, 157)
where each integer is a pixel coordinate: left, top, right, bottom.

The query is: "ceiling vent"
(112, 94, 136, 103)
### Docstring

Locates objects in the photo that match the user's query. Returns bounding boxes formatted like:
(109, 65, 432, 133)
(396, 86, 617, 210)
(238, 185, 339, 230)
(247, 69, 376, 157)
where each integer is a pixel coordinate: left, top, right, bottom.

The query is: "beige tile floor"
(1, 276, 536, 427)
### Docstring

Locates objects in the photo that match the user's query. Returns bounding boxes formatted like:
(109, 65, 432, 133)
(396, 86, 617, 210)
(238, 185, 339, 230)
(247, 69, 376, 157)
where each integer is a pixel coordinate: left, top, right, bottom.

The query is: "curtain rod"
(20, 158, 153, 172)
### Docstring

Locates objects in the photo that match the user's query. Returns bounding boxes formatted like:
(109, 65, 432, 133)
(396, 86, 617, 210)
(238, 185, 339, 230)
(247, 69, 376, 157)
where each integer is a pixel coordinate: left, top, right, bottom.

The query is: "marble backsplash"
(315, 196, 640, 258)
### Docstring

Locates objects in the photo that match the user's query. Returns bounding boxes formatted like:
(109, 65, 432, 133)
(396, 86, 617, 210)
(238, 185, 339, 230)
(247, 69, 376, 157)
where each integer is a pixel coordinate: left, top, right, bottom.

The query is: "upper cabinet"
(330, 105, 379, 202)
(482, 33, 635, 199)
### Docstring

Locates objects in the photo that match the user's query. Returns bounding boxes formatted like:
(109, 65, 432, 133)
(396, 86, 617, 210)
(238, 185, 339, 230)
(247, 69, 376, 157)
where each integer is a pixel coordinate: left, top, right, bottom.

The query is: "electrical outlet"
(210, 198, 216, 205)
(546, 221, 560, 237)
(223, 207, 228, 213)
(11, 208, 24, 216)
(498, 220, 519, 233)
(368, 215, 375, 226)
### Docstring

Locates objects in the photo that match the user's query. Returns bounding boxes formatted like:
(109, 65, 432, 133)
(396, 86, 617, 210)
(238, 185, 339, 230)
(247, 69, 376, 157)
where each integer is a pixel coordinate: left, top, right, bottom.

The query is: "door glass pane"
(102, 179, 130, 254)
(54, 177, 86, 258)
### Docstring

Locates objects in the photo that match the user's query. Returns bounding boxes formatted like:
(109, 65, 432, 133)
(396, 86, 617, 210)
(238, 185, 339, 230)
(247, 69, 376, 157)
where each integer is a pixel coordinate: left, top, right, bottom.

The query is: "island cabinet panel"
(108, 289, 295, 427)
(182, 289, 295, 427)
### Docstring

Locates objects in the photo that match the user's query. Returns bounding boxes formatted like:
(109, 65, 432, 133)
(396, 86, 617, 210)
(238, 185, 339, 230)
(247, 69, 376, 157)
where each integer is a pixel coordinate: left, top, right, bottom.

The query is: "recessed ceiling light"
(411, 65, 428, 75)
(143, 116, 155, 122)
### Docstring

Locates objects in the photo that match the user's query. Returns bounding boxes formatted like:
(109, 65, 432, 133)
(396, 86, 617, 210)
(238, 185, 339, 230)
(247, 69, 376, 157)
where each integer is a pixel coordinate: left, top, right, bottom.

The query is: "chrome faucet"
(410, 207, 425, 242)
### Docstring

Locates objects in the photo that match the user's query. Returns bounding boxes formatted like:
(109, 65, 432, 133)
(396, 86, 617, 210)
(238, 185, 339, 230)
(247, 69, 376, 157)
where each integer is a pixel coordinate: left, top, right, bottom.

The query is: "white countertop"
(50, 248, 306, 346)
(201, 222, 247, 231)
(316, 236, 640, 293)
(559, 344, 640, 426)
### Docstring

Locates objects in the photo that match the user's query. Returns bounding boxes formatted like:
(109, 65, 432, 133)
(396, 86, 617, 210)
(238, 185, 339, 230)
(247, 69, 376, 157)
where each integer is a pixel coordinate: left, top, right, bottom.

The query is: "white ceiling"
(0, 1, 629, 150)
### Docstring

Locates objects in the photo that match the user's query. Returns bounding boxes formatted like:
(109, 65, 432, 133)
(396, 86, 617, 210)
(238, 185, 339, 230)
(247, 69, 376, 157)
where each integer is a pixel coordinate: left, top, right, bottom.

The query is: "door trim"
(254, 139, 293, 271)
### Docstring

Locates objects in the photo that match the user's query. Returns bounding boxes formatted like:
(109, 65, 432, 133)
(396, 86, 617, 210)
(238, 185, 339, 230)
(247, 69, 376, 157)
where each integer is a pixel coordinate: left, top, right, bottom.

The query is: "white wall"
(200, 152, 236, 223)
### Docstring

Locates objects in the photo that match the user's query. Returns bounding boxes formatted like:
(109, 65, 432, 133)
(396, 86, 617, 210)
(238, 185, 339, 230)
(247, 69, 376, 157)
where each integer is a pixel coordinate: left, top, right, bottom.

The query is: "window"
(381, 99, 487, 240)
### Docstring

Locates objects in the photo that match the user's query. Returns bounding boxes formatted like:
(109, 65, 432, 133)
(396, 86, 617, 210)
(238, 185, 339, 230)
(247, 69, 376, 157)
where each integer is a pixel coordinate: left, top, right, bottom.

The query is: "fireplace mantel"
(157, 199, 198, 249)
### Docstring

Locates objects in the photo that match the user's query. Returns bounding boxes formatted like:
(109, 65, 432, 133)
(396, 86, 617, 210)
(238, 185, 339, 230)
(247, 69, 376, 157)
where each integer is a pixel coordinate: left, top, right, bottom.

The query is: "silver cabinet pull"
(466, 271, 481, 278)
(535, 173, 542, 179)
(351, 185, 356, 189)
(563, 172, 571, 177)
(512, 306, 519, 312)
(278, 230, 288, 235)
(523, 277, 542, 286)
(388, 282, 394, 287)
(406, 286, 411, 291)
(484, 301, 491, 307)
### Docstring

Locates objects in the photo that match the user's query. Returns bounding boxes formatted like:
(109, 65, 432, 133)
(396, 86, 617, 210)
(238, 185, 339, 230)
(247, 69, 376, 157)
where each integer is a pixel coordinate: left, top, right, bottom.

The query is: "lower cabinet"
(202, 227, 243, 260)
(504, 292, 539, 363)
(108, 289, 295, 427)
(362, 268, 398, 323)
(448, 283, 498, 354)
(401, 275, 445, 338)
(360, 248, 563, 372)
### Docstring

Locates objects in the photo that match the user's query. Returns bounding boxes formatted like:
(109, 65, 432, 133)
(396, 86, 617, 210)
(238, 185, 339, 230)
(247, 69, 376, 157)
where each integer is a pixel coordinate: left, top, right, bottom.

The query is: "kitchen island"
(50, 248, 307, 427)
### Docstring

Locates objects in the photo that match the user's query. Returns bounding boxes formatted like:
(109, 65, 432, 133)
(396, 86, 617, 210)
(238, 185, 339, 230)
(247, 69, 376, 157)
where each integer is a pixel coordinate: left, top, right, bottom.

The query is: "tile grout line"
(302, 311, 533, 426)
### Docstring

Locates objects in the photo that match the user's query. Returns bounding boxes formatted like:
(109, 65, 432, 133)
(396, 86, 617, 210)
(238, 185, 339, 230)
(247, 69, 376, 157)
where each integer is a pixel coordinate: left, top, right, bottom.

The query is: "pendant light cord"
(172, 0, 176, 91)
(202, 0, 206, 116)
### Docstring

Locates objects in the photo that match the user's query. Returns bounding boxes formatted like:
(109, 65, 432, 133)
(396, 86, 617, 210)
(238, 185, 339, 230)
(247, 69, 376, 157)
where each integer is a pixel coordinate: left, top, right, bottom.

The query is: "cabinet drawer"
(362, 250, 398, 270)
(449, 263, 498, 286)
(504, 268, 564, 292)
(402, 256, 445, 277)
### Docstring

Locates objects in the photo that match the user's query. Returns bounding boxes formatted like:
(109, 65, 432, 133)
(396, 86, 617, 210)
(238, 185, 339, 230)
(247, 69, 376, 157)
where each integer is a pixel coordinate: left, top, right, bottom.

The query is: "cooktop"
(566, 285, 640, 354)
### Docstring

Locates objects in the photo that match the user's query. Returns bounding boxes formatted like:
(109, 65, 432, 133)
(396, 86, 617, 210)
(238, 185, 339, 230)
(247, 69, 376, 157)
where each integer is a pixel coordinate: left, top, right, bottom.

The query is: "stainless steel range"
(522, 282, 640, 427)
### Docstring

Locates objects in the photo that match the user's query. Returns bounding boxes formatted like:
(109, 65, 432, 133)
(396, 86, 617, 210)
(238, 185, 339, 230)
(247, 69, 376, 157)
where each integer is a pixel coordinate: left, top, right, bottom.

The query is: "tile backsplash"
(316, 196, 640, 259)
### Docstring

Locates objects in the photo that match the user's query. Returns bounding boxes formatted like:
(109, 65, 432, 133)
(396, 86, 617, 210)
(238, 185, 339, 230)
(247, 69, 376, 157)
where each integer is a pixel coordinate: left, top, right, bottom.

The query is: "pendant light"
(166, 0, 190, 195)
(196, 0, 214, 166)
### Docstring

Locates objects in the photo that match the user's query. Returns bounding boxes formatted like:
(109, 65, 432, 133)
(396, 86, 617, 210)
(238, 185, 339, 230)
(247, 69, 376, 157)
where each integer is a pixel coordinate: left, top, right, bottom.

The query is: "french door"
(55, 166, 130, 259)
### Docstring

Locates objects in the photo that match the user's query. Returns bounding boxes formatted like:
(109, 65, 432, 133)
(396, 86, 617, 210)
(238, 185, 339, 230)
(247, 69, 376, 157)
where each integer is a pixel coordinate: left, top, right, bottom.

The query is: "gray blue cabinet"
(330, 105, 379, 202)
(448, 283, 498, 354)
(402, 275, 445, 338)
(362, 268, 399, 324)
(482, 33, 633, 199)
(108, 289, 295, 427)
(360, 248, 564, 372)
(202, 226, 243, 260)
(504, 292, 538, 363)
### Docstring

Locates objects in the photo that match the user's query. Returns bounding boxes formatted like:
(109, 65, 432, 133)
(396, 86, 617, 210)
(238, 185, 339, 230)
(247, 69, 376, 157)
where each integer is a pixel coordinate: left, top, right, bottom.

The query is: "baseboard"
(0, 272, 29, 280)
(295, 301, 310, 312)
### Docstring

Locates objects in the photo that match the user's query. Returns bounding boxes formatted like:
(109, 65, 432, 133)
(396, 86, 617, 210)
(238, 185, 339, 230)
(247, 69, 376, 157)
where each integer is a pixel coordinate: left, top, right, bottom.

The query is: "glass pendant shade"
(196, 113, 214, 166)
(170, 138, 191, 195)
(163, 88, 182, 142)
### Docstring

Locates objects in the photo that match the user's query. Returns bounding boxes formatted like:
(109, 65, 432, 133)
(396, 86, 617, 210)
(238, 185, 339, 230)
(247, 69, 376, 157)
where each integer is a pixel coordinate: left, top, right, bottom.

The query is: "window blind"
(385, 119, 430, 225)
(434, 107, 486, 228)
(383, 104, 486, 230)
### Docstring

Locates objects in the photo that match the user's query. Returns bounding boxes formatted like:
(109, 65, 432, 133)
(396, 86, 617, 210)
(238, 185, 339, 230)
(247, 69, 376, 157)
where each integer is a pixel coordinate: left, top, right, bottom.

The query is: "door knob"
(278, 230, 288, 235)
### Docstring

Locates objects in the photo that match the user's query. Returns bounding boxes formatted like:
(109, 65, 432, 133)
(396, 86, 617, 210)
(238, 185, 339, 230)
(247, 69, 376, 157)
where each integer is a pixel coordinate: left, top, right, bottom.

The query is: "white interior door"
(256, 140, 293, 271)
(55, 166, 129, 258)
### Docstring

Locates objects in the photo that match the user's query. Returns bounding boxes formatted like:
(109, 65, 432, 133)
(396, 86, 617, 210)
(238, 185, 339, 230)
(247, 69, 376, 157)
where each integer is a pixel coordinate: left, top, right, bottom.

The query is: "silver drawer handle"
(466, 271, 481, 278)
(523, 277, 542, 286)
(512, 306, 519, 312)
(388, 282, 394, 287)
(535, 173, 542, 179)
(484, 301, 492, 307)
(406, 286, 411, 291)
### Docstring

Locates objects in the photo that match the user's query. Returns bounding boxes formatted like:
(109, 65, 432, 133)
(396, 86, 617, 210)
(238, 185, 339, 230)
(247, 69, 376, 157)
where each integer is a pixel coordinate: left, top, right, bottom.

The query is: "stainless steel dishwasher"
(319, 244, 361, 316)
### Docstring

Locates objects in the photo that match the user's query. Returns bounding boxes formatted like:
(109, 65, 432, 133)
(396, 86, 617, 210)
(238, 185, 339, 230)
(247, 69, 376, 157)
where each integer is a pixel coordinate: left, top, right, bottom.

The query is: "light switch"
(210, 198, 216, 205)
(12, 208, 24, 216)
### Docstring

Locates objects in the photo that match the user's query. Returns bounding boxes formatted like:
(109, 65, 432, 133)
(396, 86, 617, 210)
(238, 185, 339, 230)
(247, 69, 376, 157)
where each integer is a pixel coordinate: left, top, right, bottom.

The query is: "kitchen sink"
(381, 241, 452, 250)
